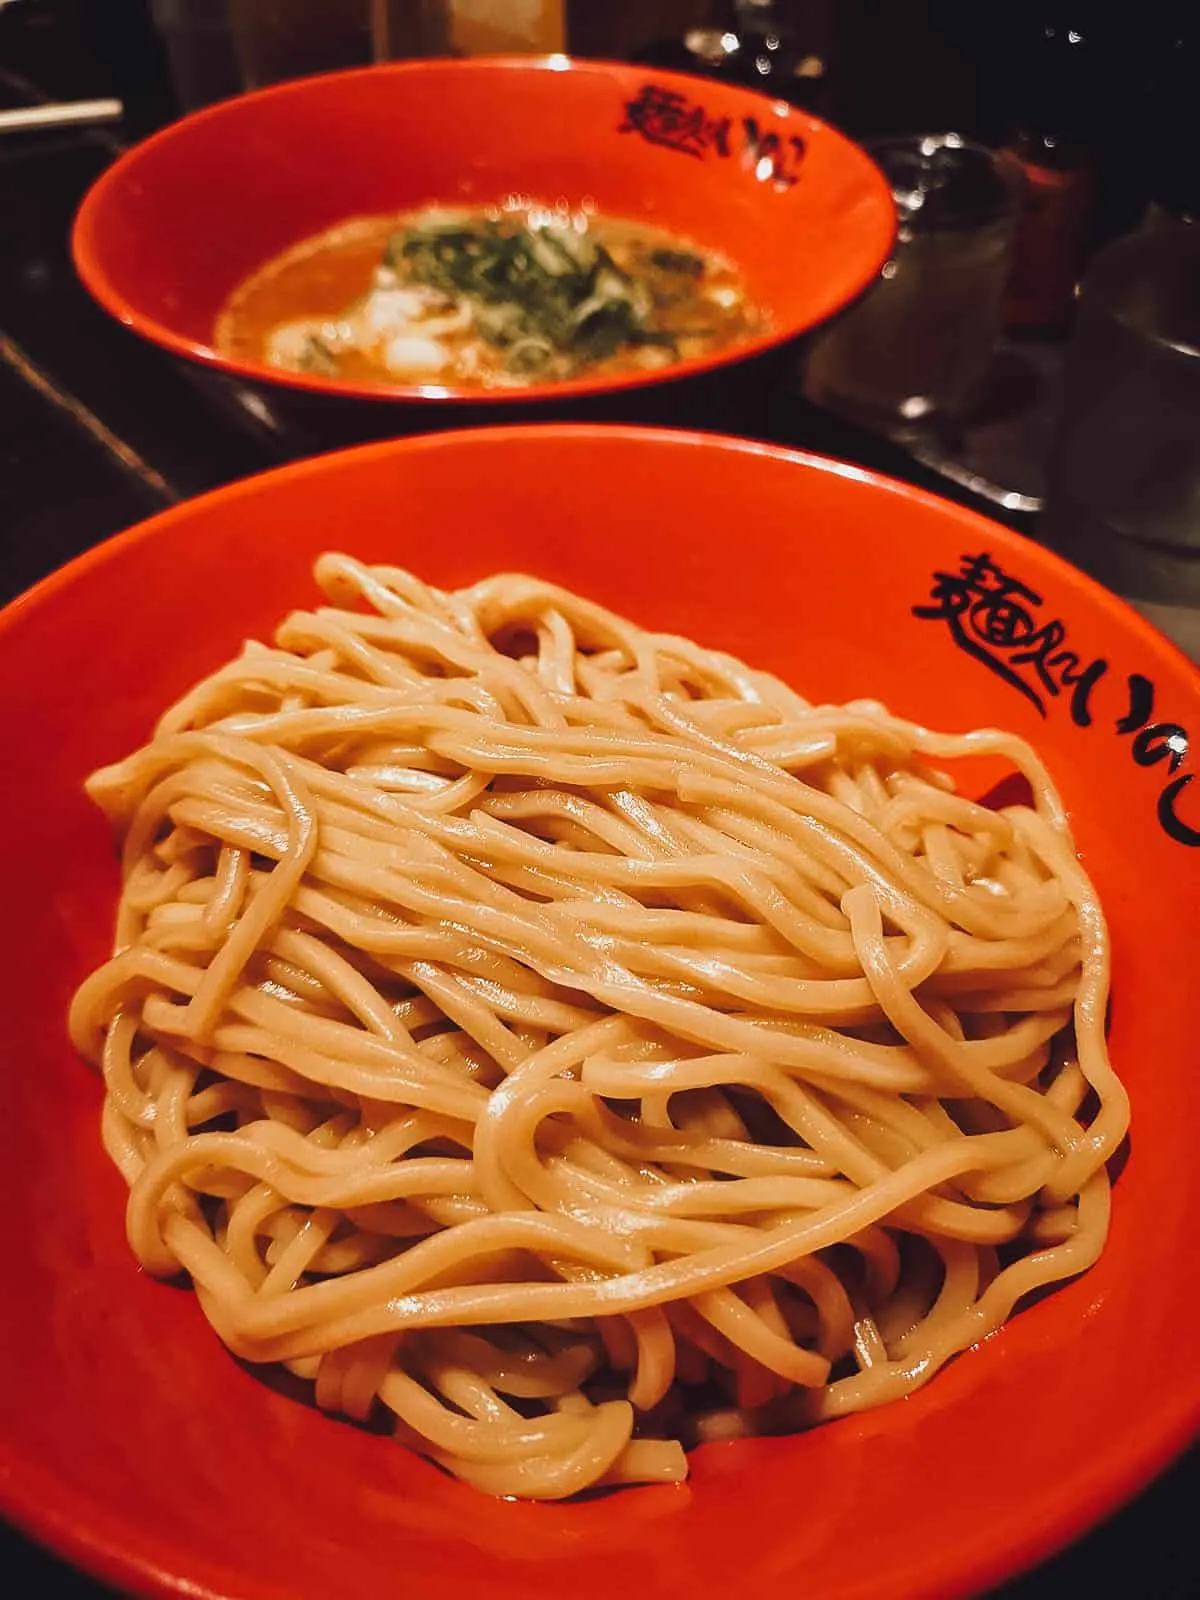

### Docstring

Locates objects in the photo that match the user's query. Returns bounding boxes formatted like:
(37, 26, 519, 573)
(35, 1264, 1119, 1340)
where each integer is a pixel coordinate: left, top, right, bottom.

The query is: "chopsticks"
(0, 98, 123, 134)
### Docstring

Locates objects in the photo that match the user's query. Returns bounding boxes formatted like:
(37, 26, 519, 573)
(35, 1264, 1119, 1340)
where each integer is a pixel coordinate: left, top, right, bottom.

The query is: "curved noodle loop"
(71, 556, 1128, 1498)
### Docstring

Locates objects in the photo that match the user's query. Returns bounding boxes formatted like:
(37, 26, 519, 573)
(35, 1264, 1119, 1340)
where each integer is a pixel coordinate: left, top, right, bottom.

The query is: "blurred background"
(6, 0, 1197, 360)
(6, 0, 1196, 243)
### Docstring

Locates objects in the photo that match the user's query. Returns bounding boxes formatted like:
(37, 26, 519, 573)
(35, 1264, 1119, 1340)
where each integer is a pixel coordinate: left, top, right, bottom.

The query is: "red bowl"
(1, 427, 1197, 1600)
(71, 57, 894, 405)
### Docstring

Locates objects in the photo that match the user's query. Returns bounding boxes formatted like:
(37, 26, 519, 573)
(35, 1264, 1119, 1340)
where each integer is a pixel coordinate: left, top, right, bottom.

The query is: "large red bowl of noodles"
(0, 426, 1196, 1600)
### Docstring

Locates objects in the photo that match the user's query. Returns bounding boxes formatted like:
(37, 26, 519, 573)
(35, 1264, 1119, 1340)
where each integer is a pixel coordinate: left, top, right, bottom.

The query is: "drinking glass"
(803, 133, 1016, 424)
(223, 0, 455, 89)
(1042, 223, 1200, 660)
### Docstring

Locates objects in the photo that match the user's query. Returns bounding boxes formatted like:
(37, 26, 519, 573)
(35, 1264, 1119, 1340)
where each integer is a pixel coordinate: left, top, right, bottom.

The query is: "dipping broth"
(214, 205, 764, 390)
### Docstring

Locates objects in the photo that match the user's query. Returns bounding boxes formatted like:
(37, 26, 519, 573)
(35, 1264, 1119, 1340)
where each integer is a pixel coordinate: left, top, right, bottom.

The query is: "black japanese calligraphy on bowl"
(915, 551, 1199, 847)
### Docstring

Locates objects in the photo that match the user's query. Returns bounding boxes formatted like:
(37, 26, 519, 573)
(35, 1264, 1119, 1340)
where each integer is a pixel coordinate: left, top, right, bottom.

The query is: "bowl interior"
(1, 428, 1197, 1600)
(71, 59, 894, 399)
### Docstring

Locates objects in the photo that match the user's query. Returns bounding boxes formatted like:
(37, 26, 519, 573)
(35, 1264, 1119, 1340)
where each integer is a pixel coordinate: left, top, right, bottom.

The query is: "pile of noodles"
(70, 555, 1128, 1499)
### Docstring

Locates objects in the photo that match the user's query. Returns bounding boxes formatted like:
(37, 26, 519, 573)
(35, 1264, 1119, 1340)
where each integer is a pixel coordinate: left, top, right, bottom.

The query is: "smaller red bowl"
(71, 56, 894, 405)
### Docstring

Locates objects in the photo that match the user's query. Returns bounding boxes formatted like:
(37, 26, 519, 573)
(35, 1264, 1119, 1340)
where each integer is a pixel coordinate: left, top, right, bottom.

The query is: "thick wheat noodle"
(70, 554, 1129, 1500)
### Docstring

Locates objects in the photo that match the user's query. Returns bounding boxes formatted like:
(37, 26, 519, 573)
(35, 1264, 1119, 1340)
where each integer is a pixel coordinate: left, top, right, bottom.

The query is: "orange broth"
(215, 207, 762, 390)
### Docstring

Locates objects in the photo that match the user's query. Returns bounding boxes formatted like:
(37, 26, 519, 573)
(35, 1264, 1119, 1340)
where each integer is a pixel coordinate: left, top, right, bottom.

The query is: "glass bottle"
(998, 13, 1098, 333)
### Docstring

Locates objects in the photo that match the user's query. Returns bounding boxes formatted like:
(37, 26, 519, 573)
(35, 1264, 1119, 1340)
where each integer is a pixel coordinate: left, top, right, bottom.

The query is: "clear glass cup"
(149, 2, 243, 111)
(224, 0, 455, 89)
(1041, 223, 1200, 661)
(224, 1, 574, 84)
(802, 133, 1016, 425)
(370, 0, 454, 61)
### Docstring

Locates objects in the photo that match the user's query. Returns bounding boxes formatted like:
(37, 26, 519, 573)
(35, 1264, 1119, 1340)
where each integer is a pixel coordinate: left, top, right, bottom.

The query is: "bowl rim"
(69, 54, 897, 406)
(1, 423, 1198, 1600)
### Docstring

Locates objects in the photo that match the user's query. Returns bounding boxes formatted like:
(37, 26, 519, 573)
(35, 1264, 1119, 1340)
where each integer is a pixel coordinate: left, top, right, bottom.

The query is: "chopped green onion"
(300, 334, 338, 376)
